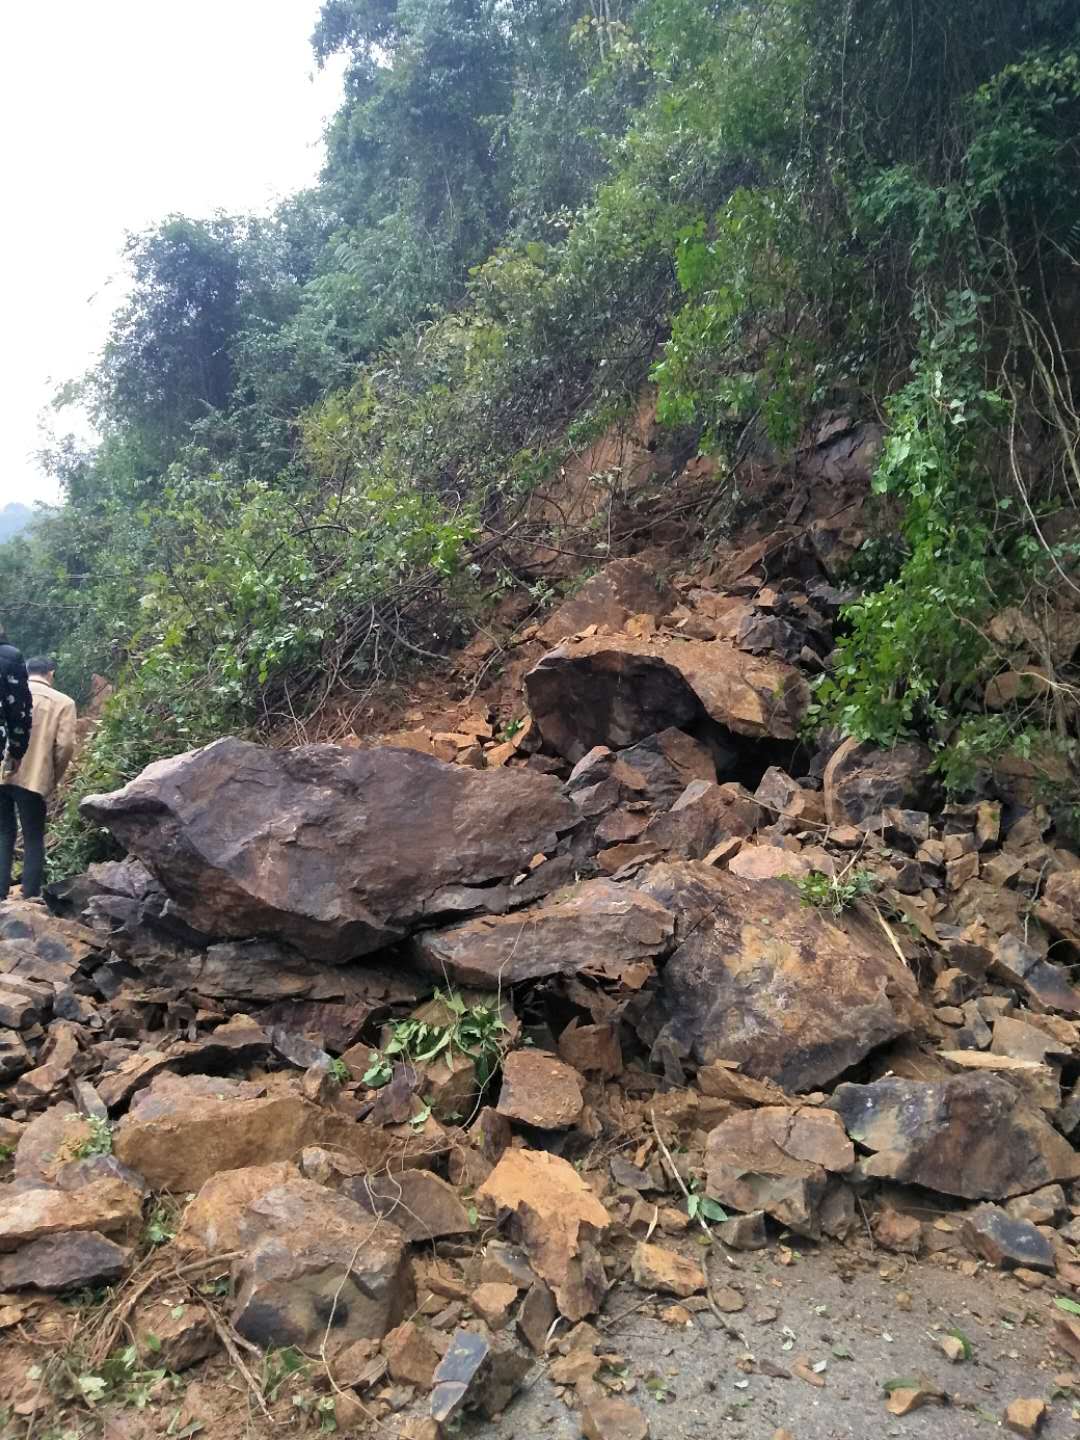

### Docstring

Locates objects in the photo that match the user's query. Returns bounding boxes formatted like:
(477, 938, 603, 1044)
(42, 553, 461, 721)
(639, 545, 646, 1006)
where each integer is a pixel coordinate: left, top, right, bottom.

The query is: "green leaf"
(1055, 1297, 1080, 1316)
(699, 1197, 728, 1223)
(946, 1328, 973, 1360)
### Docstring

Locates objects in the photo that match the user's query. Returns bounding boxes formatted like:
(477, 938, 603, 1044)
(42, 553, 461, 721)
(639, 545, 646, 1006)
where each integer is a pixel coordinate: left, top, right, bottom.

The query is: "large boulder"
(822, 737, 934, 827)
(81, 737, 578, 962)
(231, 1179, 411, 1348)
(655, 871, 915, 1091)
(525, 634, 810, 761)
(409, 879, 674, 988)
(537, 559, 672, 645)
(828, 1075, 1080, 1199)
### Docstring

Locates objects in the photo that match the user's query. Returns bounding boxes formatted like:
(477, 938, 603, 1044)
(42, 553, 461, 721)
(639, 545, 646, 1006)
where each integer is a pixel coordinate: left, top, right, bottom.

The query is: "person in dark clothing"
(0, 633, 34, 899)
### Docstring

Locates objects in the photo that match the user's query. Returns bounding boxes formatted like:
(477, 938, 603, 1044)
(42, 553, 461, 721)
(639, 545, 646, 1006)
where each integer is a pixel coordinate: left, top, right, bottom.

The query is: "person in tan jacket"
(0, 658, 77, 899)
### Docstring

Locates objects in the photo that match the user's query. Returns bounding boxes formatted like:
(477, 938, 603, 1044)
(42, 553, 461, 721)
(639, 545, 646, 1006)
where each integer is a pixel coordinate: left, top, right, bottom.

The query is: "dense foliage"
(5, 0, 1080, 874)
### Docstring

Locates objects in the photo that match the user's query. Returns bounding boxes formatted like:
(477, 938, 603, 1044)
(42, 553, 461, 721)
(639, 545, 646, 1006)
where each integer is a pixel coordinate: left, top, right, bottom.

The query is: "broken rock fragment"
(430, 1327, 529, 1423)
(829, 1075, 1080, 1198)
(961, 1206, 1054, 1272)
(477, 1148, 610, 1321)
(630, 1242, 704, 1298)
(411, 879, 673, 988)
(704, 1106, 854, 1239)
(0, 1231, 133, 1291)
(497, 1049, 585, 1129)
(823, 736, 934, 827)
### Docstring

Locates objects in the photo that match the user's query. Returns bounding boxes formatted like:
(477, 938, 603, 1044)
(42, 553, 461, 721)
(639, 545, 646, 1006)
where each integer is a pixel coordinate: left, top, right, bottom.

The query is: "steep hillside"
(0, 0, 1075, 876)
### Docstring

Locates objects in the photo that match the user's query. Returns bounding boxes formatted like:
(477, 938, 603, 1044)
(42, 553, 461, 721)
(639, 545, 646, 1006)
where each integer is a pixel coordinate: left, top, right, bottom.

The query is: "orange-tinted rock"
(476, 1149, 610, 1321)
(558, 1020, 623, 1079)
(538, 560, 672, 646)
(630, 1243, 704, 1298)
(497, 1050, 584, 1130)
(525, 633, 809, 761)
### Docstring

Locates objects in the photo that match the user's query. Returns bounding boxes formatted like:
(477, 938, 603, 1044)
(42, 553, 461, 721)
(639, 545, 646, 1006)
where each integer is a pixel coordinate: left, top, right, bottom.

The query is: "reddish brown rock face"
(525, 633, 809, 761)
(537, 559, 673, 646)
(81, 737, 578, 961)
(829, 1074, 1080, 1198)
(657, 871, 915, 1091)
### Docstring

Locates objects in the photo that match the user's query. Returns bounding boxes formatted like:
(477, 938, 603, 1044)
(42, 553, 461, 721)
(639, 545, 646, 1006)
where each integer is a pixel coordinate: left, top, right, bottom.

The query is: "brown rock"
(727, 846, 811, 882)
(0, 1231, 132, 1290)
(558, 1021, 623, 1079)
(705, 1107, 854, 1239)
(348, 1170, 473, 1241)
(81, 737, 578, 961)
(829, 1075, 1080, 1198)
(716, 1211, 768, 1250)
(518, 1280, 557, 1353)
(642, 780, 762, 861)
(0, 1178, 142, 1250)
(823, 738, 934, 827)
(538, 560, 672, 646)
(872, 1209, 922, 1254)
(658, 870, 914, 1090)
(582, 1398, 650, 1440)
(135, 1298, 219, 1371)
(630, 1242, 704, 1298)
(497, 1049, 585, 1130)
(412, 880, 673, 988)
(477, 1149, 611, 1321)
(525, 633, 810, 762)
(178, 1162, 297, 1252)
(113, 1076, 321, 1193)
(1004, 1397, 1048, 1437)
(471, 1281, 519, 1330)
(696, 1063, 793, 1109)
(384, 1320, 442, 1388)
(231, 1179, 411, 1348)
(886, 1383, 945, 1416)
(992, 933, 1080, 1015)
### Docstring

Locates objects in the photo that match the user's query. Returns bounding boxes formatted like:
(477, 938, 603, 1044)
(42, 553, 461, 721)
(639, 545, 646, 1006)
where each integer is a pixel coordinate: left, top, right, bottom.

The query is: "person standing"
(0, 657, 75, 900)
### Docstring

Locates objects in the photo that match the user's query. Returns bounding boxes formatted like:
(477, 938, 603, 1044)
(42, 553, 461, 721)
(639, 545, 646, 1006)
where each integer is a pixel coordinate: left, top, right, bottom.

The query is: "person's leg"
(14, 788, 47, 899)
(0, 789, 15, 898)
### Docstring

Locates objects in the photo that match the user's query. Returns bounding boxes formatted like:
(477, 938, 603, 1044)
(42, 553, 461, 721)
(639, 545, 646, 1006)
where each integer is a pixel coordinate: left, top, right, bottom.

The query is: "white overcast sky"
(1, 0, 346, 508)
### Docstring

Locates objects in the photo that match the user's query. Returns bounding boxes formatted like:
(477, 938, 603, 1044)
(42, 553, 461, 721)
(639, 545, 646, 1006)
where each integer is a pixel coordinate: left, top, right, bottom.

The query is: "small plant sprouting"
(71, 1116, 113, 1160)
(796, 867, 877, 916)
(327, 1057, 351, 1086)
(361, 988, 509, 1093)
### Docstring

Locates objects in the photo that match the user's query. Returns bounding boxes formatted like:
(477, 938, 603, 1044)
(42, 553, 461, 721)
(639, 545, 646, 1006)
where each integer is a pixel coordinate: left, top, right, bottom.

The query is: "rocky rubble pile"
(4, 531, 1080, 1433)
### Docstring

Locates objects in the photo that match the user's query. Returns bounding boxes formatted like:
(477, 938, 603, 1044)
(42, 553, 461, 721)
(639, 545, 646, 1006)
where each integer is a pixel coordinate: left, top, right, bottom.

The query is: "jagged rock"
(1006, 1185, 1064, 1226)
(657, 871, 915, 1090)
(0, 1231, 132, 1290)
(641, 781, 761, 860)
(696, 1062, 794, 1109)
(497, 1050, 584, 1129)
(231, 1179, 411, 1348)
(630, 1243, 705, 1297)
(704, 1107, 854, 1240)
(992, 1017, 1069, 1065)
(0, 1030, 31, 1078)
(635, 860, 733, 942)
(823, 737, 934, 827)
(471, 1281, 519, 1329)
(616, 729, 718, 806)
(939, 1050, 1059, 1113)
(411, 879, 673, 988)
(14, 1103, 94, 1183)
(81, 737, 578, 962)
(828, 1075, 1080, 1198)
(558, 1020, 623, 1079)
(537, 559, 672, 645)
(716, 1211, 768, 1250)
(727, 845, 811, 882)
(991, 934, 1080, 1015)
(525, 633, 809, 762)
(113, 1074, 324, 1192)
(477, 1149, 610, 1321)
(0, 1178, 142, 1250)
(961, 1205, 1054, 1272)
(872, 1209, 923, 1254)
(518, 1280, 557, 1353)
(14, 1021, 82, 1104)
(582, 1398, 650, 1440)
(430, 1327, 530, 1423)
(384, 1319, 443, 1387)
(135, 1298, 220, 1371)
(347, 1170, 473, 1241)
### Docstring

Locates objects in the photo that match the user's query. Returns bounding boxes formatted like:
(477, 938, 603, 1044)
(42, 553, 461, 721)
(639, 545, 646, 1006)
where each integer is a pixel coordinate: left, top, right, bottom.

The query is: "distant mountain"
(0, 504, 33, 543)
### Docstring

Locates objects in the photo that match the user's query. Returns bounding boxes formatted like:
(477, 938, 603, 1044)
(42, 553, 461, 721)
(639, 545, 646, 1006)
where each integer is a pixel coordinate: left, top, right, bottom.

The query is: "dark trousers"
(0, 785, 48, 898)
